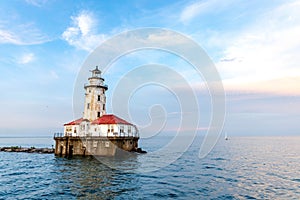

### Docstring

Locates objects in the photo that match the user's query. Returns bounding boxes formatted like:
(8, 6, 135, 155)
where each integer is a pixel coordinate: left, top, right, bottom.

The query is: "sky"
(0, 0, 299, 137)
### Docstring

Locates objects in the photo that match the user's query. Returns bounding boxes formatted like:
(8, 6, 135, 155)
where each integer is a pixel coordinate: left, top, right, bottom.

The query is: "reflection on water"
(52, 157, 140, 199)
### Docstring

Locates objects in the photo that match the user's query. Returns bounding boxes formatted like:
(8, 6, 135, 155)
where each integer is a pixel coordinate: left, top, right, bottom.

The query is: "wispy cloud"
(62, 10, 106, 52)
(179, 0, 233, 23)
(180, 1, 210, 23)
(0, 30, 19, 44)
(18, 53, 35, 64)
(25, 0, 48, 7)
(212, 1, 300, 95)
(224, 77, 300, 96)
(50, 70, 59, 79)
(0, 23, 50, 45)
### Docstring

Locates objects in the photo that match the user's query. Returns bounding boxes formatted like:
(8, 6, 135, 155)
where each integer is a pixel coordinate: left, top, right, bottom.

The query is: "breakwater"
(0, 146, 54, 154)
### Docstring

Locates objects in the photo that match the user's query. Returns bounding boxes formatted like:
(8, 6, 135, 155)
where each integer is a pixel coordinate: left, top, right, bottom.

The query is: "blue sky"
(0, 0, 299, 136)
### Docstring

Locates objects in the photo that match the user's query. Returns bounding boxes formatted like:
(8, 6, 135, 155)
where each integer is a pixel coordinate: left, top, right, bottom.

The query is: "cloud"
(224, 77, 300, 96)
(180, 0, 233, 23)
(214, 1, 300, 95)
(180, 1, 210, 23)
(0, 30, 19, 44)
(18, 53, 35, 64)
(62, 10, 106, 52)
(0, 23, 50, 45)
(50, 70, 59, 79)
(25, 0, 48, 7)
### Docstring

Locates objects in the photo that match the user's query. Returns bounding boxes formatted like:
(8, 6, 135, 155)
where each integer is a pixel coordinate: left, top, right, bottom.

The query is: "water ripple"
(0, 136, 300, 199)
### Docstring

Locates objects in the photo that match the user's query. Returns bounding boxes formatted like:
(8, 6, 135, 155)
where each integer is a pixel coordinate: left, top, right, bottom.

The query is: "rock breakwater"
(0, 146, 54, 154)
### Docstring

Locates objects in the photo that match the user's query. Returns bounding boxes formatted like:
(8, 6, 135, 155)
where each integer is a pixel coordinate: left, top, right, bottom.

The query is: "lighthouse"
(83, 66, 107, 121)
(54, 66, 144, 157)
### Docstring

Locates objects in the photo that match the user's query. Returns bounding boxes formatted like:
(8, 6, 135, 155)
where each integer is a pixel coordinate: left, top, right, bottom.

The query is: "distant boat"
(225, 132, 229, 140)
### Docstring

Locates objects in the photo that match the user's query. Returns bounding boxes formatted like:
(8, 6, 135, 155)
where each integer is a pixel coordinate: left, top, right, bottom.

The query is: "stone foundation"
(54, 136, 139, 157)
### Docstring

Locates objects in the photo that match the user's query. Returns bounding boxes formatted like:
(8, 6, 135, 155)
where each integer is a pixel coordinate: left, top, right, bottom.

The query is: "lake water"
(0, 135, 300, 199)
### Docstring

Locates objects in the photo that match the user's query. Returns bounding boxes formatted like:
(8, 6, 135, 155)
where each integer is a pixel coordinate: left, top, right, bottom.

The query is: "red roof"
(91, 114, 132, 125)
(64, 118, 83, 126)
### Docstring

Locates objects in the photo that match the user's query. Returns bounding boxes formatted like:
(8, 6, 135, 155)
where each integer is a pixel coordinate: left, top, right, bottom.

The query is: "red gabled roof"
(91, 114, 132, 125)
(64, 118, 83, 126)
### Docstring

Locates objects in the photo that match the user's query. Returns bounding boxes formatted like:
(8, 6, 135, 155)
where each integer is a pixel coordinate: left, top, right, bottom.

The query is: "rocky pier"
(0, 146, 54, 154)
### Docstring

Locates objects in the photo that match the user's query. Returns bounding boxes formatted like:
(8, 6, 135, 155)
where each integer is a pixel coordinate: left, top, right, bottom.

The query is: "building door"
(69, 145, 73, 158)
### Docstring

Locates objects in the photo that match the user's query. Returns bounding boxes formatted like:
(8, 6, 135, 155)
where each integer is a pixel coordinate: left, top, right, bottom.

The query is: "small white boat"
(225, 132, 229, 140)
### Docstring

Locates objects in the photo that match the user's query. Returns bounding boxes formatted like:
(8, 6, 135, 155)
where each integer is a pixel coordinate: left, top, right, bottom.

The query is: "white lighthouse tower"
(83, 66, 108, 121)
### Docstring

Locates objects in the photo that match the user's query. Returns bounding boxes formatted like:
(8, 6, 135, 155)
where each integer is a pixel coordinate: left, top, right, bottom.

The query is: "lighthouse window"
(108, 125, 114, 133)
(120, 125, 124, 133)
(87, 103, 90, 109)
(97, 112, 100, 118)
(98, 95, 100, 101)
(103, 104, 105, 110)
(128, 126, 131, 133)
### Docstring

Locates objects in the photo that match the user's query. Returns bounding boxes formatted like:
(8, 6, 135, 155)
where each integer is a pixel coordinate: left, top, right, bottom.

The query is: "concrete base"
(54, 136, 139, 157)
